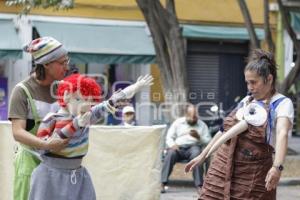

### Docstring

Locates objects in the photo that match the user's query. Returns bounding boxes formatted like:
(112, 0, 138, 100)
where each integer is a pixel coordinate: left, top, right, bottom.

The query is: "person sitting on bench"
(161, 104, 211, 197)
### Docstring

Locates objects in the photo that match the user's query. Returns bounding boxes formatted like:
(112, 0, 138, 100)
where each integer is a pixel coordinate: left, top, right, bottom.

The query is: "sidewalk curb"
(169, 180, 194, 187)
(279, 177, 300, 186)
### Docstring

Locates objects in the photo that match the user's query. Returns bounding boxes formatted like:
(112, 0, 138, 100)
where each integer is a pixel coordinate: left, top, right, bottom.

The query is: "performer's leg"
(161, 149, 180, 185)
(204, 156, 210, 175)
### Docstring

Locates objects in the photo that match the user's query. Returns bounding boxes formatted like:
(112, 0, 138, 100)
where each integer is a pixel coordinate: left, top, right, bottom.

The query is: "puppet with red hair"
(29, 73, 153, 200)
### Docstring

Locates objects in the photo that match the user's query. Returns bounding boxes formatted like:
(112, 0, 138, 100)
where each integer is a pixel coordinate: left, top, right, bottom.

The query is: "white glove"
(77, 112, 92, 127)
(109, 74, 154, 103)
(122, 74, 154, 99)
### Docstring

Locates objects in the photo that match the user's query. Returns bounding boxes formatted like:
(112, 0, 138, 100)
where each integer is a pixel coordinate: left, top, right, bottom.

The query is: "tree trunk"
(237, 0, 260, 49)
(277, 0, 300, 94)
(136, 0, 188, 121)
(264, 0, 275, 54)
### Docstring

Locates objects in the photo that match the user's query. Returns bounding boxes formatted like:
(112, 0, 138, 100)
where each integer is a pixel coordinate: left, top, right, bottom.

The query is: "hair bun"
(250, 49, 275, 66)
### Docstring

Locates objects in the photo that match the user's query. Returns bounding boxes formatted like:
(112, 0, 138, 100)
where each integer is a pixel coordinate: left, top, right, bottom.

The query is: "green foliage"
(5, 0, 74, 14)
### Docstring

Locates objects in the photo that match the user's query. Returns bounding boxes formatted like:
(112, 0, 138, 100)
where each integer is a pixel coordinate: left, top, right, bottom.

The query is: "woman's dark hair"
(245, 49, 277, 94)
(33, 64, 46, 80)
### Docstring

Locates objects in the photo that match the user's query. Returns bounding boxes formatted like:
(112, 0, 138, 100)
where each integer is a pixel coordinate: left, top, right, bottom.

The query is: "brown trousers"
(200, 110, 276, 200)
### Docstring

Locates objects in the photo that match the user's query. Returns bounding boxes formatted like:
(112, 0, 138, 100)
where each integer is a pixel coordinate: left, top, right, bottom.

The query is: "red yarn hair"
(57, 74, 101, 107)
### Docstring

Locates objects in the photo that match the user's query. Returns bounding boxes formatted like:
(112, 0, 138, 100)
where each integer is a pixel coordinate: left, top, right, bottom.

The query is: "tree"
(136, 0, 188, 120)
(277, 0, 300, 94)
(237, 0, 260, 49)
(237, 0, 300, 95)
(237, 0, 275, 53)
(5, 0, 73, 14)
(264, 0, 275, 54)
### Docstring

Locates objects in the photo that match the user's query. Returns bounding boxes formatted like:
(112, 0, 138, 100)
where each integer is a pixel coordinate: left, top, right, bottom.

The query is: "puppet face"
(236, 102, 267, 126)
(65, 92, 94, 116)
(243, 102, 267, 126)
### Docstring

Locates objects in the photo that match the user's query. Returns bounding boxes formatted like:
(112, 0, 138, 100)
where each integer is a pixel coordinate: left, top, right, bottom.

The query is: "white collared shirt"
(166, 117, 211, 147)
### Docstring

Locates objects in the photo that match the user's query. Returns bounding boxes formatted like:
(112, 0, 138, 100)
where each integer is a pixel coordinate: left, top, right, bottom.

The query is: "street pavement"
(288, 134, 300, 154)
(160, 184, 300, 200)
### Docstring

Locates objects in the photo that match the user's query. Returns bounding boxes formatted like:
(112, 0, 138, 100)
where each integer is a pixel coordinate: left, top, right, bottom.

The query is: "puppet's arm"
(79, 75, 153, 125)
(205, 120, 248, 158)
(185, 102, 267, 173)
(184, 121, 248, 173)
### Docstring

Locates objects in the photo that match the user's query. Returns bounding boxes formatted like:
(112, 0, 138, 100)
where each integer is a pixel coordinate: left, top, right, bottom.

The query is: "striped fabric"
(37, 101, 113, 158)
(23, 37, 67, 64)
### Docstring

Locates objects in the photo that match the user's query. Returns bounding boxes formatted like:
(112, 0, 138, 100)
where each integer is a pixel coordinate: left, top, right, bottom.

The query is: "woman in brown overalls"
(185, 49, 294, 200)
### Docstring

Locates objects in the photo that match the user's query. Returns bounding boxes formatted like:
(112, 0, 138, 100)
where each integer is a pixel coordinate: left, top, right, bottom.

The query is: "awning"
(33, 20, 266, 64)
(291, 12, 300, 34)
(0, 19, 22, 60)
(182, 24, 265, 40)
(33, 21, 156, 64)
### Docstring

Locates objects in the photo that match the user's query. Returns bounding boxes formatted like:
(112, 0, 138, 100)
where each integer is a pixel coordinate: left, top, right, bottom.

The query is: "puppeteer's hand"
(46, 137, 70, 152)
(265, 167, 281, 191)
(122, 74, 154, 99)
(77, 112, 92, 127)
(184, 152, 207, 173)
